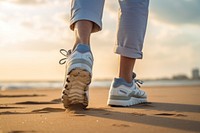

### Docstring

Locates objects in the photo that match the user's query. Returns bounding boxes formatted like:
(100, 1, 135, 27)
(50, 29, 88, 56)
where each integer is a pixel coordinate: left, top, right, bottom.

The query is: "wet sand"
(0, 86, 200, 133)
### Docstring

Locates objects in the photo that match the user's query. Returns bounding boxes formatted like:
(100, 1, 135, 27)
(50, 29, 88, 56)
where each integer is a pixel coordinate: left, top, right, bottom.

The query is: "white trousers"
(70, 0, 149, 59)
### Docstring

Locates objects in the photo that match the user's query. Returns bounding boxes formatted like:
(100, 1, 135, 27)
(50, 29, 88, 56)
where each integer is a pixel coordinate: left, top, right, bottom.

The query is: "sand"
(0, 86, 200, 133)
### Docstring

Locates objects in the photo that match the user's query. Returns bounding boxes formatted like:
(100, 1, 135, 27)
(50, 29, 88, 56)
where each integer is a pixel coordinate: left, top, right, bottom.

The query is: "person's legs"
(117, 0, 149, 83)
(70, 0, 105, 49)
(119, 56, 136, 83)
(107, 0, 149, 106)
(70, 0, 105, 44)
(73, 20, 93, 49)
(60, 0, 105, 109)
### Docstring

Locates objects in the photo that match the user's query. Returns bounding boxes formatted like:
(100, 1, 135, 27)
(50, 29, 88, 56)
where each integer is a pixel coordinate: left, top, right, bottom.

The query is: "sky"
(0, 0, 200, 81)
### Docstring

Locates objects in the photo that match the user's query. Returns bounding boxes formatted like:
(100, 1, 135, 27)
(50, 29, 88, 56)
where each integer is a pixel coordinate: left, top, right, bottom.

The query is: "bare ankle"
(73, 20, 93, 49)
(73, 41, 90, 50)
(119, 75, 132, 83)
(118, 56, 136, 83)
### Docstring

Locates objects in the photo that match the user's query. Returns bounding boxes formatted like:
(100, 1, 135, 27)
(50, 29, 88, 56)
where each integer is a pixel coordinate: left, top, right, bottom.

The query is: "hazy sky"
(0, 0, 200, 81)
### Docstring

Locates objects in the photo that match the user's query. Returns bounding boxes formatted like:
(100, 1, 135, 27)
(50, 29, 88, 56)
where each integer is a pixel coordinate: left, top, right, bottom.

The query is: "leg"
(119, 56, 136, 83)
(73, 20, 93, 49)
(116, 0, 149, 82)
(70, 0, 105, 48)
(107, 0, 149, 106)
(61, 0, 105, 109)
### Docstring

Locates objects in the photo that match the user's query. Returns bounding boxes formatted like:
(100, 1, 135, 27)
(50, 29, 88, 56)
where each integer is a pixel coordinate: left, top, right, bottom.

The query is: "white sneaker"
(59, 44, 93, 109)
(107, 73, 147, 106)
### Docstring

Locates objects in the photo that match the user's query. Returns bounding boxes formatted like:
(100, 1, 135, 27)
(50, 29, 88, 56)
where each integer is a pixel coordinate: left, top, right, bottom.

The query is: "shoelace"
(132, 72, 143, 88)
(59, 49, 72, 65)
(59, 51, 143, 87)
(135, 79, 144, 88)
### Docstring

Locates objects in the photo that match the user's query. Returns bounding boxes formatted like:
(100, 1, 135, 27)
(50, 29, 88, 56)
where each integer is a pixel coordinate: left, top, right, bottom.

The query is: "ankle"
(73, 42, 90, 50)
(75, 38, 90, 45)
(119, 76, 132, 83)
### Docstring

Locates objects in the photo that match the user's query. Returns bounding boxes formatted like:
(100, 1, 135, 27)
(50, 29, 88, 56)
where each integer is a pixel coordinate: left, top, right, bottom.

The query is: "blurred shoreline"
(1, 79, 200, 90)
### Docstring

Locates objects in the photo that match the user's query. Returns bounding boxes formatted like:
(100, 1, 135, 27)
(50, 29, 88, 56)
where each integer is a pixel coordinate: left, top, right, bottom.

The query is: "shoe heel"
(62, 68, 91, 109)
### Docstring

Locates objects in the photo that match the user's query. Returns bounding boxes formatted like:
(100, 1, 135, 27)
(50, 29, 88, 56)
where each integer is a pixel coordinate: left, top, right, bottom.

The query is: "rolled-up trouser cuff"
(70, 10, 102, 33)
(114, 45, 143, 59)
(115, 0, 149, 59)
(70, 0, 104, 33)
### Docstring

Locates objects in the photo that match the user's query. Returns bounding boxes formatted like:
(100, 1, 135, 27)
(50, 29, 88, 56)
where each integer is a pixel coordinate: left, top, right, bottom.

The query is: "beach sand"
(0, 86, 200, 133)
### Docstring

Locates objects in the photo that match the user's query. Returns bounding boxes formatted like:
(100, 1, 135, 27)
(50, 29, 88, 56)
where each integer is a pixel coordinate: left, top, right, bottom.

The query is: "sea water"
(0, 79, 200, 90)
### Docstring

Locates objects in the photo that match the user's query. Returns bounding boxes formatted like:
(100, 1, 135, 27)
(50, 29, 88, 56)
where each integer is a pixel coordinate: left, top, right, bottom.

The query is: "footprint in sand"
(8, 130, 36, 133)
(132, 112, 146, 116)
(0, 94, 45, 98)
(103, 113, 111, 115)
(32, 107, 65, 113)
(0, 111, 25, 115)
(0, 107, 65, 115)
(15, 99, 61, 105)
(65, 107, 87, 116)
(155, 113, 187, 117)
(0, 106, 24, 109)
(112, 124, 130, 127)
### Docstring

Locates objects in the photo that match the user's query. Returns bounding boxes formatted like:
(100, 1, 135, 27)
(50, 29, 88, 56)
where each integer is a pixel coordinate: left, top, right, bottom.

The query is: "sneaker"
(59, 44, 93, 109)
(107, 73, 147, 106)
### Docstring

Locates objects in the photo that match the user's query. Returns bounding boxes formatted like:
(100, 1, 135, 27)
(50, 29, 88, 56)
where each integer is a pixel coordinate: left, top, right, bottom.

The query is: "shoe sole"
(107, 97, 147, 107)
(61, 68, 91, 109)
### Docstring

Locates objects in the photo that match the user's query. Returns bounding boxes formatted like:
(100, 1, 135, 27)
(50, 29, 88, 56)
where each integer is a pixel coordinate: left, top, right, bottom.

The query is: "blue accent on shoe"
(74, 44, 90, 53)
(113, 78, 133, 88)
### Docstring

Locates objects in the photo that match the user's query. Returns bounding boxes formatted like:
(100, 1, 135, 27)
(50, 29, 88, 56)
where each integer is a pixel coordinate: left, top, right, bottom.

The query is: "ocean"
(0, 79, 200, 90)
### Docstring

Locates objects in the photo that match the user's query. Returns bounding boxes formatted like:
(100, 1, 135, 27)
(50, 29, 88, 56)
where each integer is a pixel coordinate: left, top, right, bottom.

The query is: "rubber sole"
(107, 97, 147, 107)
(61, 68, 91, 109)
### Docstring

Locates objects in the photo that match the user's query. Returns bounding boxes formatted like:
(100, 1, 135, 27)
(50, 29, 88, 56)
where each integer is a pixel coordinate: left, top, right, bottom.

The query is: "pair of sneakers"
(59, 44, 147, 109)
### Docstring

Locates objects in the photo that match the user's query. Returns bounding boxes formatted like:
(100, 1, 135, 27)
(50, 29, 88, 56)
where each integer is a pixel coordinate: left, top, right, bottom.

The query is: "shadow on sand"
(0, 101, 200, 132)
(0, 94, 46, 98)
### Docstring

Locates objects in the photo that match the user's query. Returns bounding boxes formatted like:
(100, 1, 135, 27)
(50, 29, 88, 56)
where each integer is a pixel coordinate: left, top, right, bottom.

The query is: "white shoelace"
(135, 79, 143, 88)
(59, 49, 72, 65)
(132, 73, 143, 88)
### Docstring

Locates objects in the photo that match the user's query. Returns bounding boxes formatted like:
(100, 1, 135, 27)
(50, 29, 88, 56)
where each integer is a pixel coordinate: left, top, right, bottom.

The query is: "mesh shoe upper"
(59, 44, 93, 109)
(109, 77, 147, 100)
(60, 44, 93, 75)
(107, 73, 147, 106)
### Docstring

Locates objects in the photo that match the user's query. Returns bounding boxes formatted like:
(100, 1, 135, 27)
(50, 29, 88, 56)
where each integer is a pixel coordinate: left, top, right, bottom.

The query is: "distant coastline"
(0, 79, 200, 90)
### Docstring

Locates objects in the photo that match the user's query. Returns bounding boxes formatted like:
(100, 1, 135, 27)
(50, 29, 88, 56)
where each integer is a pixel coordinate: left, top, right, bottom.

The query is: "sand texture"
(0, 86, 200, 133)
